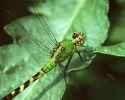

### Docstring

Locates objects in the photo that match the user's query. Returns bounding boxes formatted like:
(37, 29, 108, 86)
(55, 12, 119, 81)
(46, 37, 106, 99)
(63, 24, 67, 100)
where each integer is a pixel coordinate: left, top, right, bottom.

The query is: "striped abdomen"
(2, 37, 74, 100)
(3, 59, 56, 100)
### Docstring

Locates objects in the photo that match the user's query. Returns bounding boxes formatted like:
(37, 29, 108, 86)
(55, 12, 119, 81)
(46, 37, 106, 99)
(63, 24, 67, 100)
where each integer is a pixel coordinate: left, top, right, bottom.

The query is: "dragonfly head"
(72, 32, 85, 47)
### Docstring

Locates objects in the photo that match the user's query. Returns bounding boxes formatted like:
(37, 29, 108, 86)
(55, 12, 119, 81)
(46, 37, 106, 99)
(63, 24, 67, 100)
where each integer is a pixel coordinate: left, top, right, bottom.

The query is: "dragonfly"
(1, 9, 86, 100)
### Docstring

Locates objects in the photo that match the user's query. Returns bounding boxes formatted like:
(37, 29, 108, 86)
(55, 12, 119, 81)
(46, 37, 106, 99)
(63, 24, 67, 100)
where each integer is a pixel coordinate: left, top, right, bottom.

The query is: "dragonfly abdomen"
(2, 60, 56, 100)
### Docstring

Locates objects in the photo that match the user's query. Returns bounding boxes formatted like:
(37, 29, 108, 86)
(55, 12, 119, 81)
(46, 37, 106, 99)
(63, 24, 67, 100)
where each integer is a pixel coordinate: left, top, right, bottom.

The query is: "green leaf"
(0, 44, 29, 72)
(0, 0, 109, 99)
(107, 2, 125, 44)
(29, 0, 109, 48)
(0, 16, 66, 100)
(95, 42, 125, 57)
(0, 44, 65, 100)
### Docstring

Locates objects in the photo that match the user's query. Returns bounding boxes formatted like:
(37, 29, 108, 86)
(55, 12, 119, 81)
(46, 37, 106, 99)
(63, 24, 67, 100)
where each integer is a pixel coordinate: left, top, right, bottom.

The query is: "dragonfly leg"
(58, 54, 73, 72)
(64, 54, 73, 72)
(58, 54, 73, 85)
(58, 63, 68, 86)
(76, 50, 84, 63)
(64, 54, 73, 84)
(67, 50, 93, 73)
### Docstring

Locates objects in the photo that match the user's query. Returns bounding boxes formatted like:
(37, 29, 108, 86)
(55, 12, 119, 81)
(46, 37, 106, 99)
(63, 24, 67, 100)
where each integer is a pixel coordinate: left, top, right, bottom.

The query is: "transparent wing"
(0, 7, 67, 100)
(5, 15, 57, 68)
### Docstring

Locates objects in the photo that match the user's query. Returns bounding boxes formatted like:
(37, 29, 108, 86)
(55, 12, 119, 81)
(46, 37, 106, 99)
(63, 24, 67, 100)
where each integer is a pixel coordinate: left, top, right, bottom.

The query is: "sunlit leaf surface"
(30, 0, 109, 47)
(95, 42, 125, 57)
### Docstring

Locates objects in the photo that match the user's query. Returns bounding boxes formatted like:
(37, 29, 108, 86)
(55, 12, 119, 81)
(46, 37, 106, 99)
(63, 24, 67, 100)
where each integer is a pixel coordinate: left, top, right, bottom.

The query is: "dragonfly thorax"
(50, 32, 85, 63)
(50, 39, 74, 63)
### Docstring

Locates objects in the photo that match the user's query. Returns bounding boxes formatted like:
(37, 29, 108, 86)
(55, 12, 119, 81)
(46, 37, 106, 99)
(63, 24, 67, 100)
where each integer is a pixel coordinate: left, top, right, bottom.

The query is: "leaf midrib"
(65, 0, 86, 34)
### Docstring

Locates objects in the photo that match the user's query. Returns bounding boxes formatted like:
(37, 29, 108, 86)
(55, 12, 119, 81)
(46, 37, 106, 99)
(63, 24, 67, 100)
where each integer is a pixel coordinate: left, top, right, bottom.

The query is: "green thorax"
(42, 39, 74, 72)
(51, 39, 74, 63)
(42, 32, 85, 72)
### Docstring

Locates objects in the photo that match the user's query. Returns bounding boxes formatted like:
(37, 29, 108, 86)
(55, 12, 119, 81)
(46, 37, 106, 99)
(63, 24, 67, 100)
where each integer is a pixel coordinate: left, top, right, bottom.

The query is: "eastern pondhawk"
(2, 9, 86, 100)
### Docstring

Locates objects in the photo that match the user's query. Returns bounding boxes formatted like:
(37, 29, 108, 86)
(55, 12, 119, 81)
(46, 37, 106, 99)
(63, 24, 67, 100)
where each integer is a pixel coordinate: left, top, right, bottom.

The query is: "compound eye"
(73, 32, 77, 39)
(73, 32, 77, 36)
(73, 32, 76, 35)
